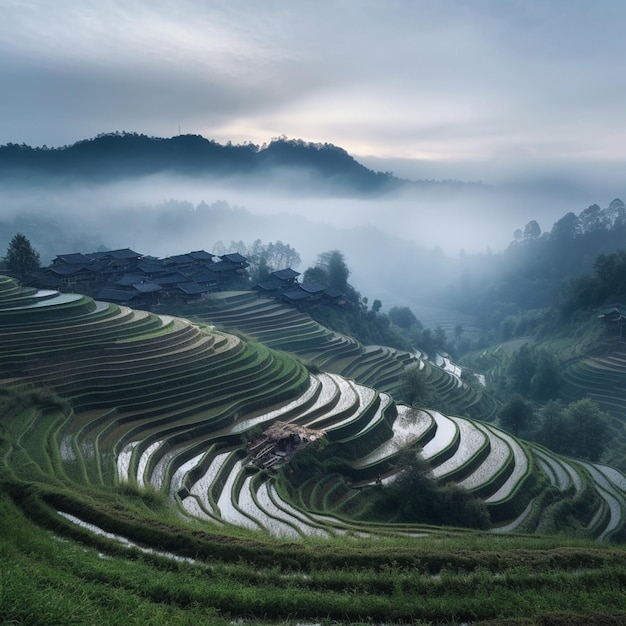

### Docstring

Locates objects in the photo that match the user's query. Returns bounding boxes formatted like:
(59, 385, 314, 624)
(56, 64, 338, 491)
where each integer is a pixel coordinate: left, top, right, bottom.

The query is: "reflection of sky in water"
(1, 292, 83, 310)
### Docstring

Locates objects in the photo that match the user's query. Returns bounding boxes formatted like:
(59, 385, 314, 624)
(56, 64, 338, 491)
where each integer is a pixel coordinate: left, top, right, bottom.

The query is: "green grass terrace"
(3, 278, 626, 624)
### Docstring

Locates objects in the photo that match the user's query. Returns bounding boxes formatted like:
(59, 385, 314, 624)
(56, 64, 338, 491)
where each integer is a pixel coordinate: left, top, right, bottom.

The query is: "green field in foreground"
(3, 486, 626, 626)
(2, 392, 626, 626)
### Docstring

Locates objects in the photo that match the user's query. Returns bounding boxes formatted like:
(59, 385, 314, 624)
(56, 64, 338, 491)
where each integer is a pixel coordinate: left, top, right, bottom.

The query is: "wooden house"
(247, 421, 324, 471)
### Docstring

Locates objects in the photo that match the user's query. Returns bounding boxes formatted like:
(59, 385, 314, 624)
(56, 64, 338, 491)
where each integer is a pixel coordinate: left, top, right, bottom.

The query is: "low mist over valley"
(1, 133, 620, 316)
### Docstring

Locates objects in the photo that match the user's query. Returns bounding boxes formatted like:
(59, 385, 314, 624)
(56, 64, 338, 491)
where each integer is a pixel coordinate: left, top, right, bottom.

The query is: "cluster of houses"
(33, 247, 346, 310)
(35, 248, 249, 308)
(253, 269, 346, 306)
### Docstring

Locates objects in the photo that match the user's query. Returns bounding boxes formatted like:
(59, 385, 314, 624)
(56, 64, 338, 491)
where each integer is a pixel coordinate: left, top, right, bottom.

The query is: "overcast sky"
(2, 0, 626, 189)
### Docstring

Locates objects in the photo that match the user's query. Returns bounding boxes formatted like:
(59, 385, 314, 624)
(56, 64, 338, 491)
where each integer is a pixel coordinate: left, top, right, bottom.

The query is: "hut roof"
(262, 421, 324, 442)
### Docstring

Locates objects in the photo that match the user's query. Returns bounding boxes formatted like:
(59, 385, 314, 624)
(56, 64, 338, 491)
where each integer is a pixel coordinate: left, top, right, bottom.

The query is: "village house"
(598, 304, 626, 336)
(252, 267, 301, 296)
(36, 247, 249, 309)
(37, 245, 343, 311)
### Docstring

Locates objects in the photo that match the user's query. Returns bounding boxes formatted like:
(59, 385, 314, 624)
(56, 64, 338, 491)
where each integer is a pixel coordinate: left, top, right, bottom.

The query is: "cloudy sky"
(2, 0, 626, 188)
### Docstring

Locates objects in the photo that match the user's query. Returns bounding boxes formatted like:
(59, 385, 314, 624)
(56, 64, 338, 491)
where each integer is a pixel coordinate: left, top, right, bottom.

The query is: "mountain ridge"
(0, 131, 485, 194)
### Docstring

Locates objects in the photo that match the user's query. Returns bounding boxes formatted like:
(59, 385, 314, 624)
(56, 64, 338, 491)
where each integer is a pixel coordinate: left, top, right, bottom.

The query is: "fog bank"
(0, 171, 619, 309)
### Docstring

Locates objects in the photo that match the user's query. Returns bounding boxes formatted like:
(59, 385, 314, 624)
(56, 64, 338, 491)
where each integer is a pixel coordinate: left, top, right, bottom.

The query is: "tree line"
(441, 198, 626, 340)
(0, 132, 398, 193)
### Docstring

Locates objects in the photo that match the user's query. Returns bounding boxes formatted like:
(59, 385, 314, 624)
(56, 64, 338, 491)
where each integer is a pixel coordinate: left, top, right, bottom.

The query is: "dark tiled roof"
(323, 287, 344, 299)
(272, 268, 300, 281)
(220, 253, 248, 264)
(54, 253, 93, 265)
(86, 251, 108, 260)
(189, 250, 215, 261)
(189, 269, 219, 284)
(177, 282, 210, 295)
(115, 274, 145, 287)
(207, 261, 235, 274)
(153, 272, 190, 285)
(282, 288, 312, 302)
(253, 279, 283, 292)
(47, 264, 87, 276)
(299, 281, 326, 294)
(103, 248, 142, 260)
(96, 288, 137, 302)
(83, 260, 112, 273)
(165, 254, 193, 265)
(598, 305, 626, 319)
(135, 261, 166, 274)
(132, 282, 162, 293)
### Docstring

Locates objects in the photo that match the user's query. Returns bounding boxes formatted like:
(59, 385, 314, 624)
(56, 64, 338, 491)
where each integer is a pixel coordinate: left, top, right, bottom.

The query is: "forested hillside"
(440, 199, 626, 342)
(0, 132, 398, 192)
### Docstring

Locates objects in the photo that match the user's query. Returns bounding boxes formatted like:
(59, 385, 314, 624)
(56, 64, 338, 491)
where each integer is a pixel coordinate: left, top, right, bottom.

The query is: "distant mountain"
(0, 132, 483, 195)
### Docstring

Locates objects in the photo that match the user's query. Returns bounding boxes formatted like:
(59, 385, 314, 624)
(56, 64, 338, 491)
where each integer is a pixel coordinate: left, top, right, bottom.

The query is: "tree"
(226, 239, 301, 284)
(305, 249, 360, 302)
(317, 250, 350, 290)
(550, 212, 582, 241)
(3, 233, 40, 284)
(536, 400, 566, 452)
(386, 447, 489, 529)
(303, 265, 328, 285)
(388, 306, 418, 330)
(523, 220, 542, 240)
(253, 255, 271, 284)
(401, 364, 433, 407)
(267, 240, 301, 270)
(535, 398, 609, 461)
(529, 351, 561, 402)
(606, 198, 626, 228)
(499, 393, 534, 437)
(433, 326, 447, 351)
(562, 398, 609, 462)
(579, 204, 606, 233)
(384, 447, 439, 522)
(506, 345, 535, 395)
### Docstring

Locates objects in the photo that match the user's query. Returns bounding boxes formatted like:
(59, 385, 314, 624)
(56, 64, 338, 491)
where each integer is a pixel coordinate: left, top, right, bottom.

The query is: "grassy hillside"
(3, 278, 626, 624)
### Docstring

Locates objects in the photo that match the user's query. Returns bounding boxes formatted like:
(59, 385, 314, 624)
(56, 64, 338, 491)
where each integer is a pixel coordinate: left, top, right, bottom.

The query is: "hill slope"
(3, 276, 626, 624)
(0, 132, 397, 193)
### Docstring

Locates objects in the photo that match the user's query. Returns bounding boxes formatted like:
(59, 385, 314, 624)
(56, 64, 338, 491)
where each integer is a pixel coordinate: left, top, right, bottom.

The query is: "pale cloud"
(1, 0, 626, 187)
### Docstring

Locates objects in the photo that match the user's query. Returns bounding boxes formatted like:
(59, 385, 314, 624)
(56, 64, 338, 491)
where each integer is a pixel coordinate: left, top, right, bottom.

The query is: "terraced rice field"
(556, 339, 626, 467)
(190, 291, 498, 420)
(561, 342, 626, 416)
(2, 275, 626, 558)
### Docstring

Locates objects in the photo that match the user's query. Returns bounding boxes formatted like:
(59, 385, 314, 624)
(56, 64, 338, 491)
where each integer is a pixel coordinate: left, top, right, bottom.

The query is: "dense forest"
(441, 199, 626, 341)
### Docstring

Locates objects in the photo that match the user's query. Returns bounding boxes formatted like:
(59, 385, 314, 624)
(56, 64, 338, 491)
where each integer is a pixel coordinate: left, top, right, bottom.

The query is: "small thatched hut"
(247, 421, 324, 470)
